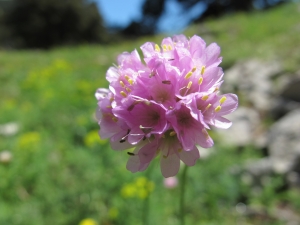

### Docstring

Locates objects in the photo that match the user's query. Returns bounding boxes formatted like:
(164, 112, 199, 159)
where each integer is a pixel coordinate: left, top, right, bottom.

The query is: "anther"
(163, 155, 168, 159)
(106, 105, 112, 108)
(187, 81, 192, 89)
(128, 79, 134, 85)
(155, 44, 160, 52)
(219, 96, 227, 104)
(201, 95, 209, 100)
(184, 71, 193, 79)
(215, 105, 221, 112)
(127, 152, 135, 156)
(125, 87, 131, 92)
(201, 66, 206, 75)
(149, 72, 155, 78)
(162, 80, 171, 85)
(119, 81, 125, 88)
(168, 45, 172, 50)
(120, 91, 127, 97)
(198, 77, 203, 85)
(143, 100, 151, 106)
(169, 131, 176, 136)
(163, 44, 167, 51)
(127, 104, 135, 111)
(124, 75, 134, 85)
(205, 103, 212, 111)
(112, 117, 118, 122)
(191, 67, 197, 72)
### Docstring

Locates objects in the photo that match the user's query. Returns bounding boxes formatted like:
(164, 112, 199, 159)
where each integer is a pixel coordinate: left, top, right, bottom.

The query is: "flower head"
(95, 34, 238, 177)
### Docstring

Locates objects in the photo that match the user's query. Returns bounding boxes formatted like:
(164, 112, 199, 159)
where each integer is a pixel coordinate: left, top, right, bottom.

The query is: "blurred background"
(0, 0, 300, 224)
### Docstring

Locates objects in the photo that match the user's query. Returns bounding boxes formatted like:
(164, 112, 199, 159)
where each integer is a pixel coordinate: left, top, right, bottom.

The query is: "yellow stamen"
(119, 81, 125, 88)
(214, 87, 219, 92)
(219, 96, 227, 104)
(125, 87, 131, 92)
(201, 95, 209, 100)
(201, 66, 206, 75)
(155, 44, 160, 52)
(184, 72, 193, 79)
(187, 81, 192, 89)
(125, 75, 134, 85)
(112, 117, 118, 122)
(198, 77, 203, 85)
(169, 131, 176, 136)
(205, 103, 212, 110)
(120, 91, 127, 98)
(110, 97, 114, 102)
(128, 79, 134, 85)
(215, 105, 221, 112)
(168, 45, 172, 50)
(106, 105, 112, 108)
(191, 67, 197, 72)
(163, 44, 167, 51)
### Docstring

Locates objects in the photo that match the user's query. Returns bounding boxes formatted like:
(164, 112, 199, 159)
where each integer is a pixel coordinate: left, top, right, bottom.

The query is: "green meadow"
(1, 2, 300, 225)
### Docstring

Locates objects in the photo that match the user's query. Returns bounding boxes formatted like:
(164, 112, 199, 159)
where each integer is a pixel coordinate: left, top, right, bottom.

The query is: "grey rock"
(268, 109, 300, 174)
(280, 71, 300, 102)
(216, 106, 262, 147)
(223, 59, 282, 112)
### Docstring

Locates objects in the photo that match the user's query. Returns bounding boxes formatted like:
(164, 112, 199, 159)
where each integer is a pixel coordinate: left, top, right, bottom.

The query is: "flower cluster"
(95, 35, 238, 177)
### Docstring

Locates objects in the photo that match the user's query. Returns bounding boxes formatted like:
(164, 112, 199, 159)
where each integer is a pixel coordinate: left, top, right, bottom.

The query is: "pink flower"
(95, 34, 238, 177)
(164, 176, 178, 189)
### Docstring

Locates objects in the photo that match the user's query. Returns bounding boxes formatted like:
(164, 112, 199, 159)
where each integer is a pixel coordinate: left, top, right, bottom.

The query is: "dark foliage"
(2, 0, 107, 49)
(122, 0, 165, 36)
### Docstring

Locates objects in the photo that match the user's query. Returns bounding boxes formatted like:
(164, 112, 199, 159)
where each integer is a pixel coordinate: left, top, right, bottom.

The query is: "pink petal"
(110, 139, 133, 151)
(160, 153, 180, 178)
(126, 154, 140, 173)
(179, 146, 200, 166)
(217, 94, 238, 116)
(196, 129, 214, 148)
(95, 88, 109, 100)
(213, 116, 232, 129)
(128, 126, 144, 145)
(201, 67, 223, 91)
(189, 35, 206, 58)
(106, 67, 119, 83)
(140, 42, 155, 58)
(205, 43, 221, 66)
(138, 140, 158, 164)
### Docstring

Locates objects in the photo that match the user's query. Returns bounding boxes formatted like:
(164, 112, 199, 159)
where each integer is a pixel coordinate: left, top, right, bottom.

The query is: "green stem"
(142, 163, 154, 225)
(142, 193, 150, 225)
(180, 165, 188, 225)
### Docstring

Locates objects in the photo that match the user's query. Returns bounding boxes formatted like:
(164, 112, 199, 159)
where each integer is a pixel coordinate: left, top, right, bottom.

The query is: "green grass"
(1, 2, 300, 225)
(185, 2, 300, 71)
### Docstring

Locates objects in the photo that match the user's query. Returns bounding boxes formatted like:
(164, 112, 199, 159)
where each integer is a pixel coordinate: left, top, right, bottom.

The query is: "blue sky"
(94, 0, 206, 33)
